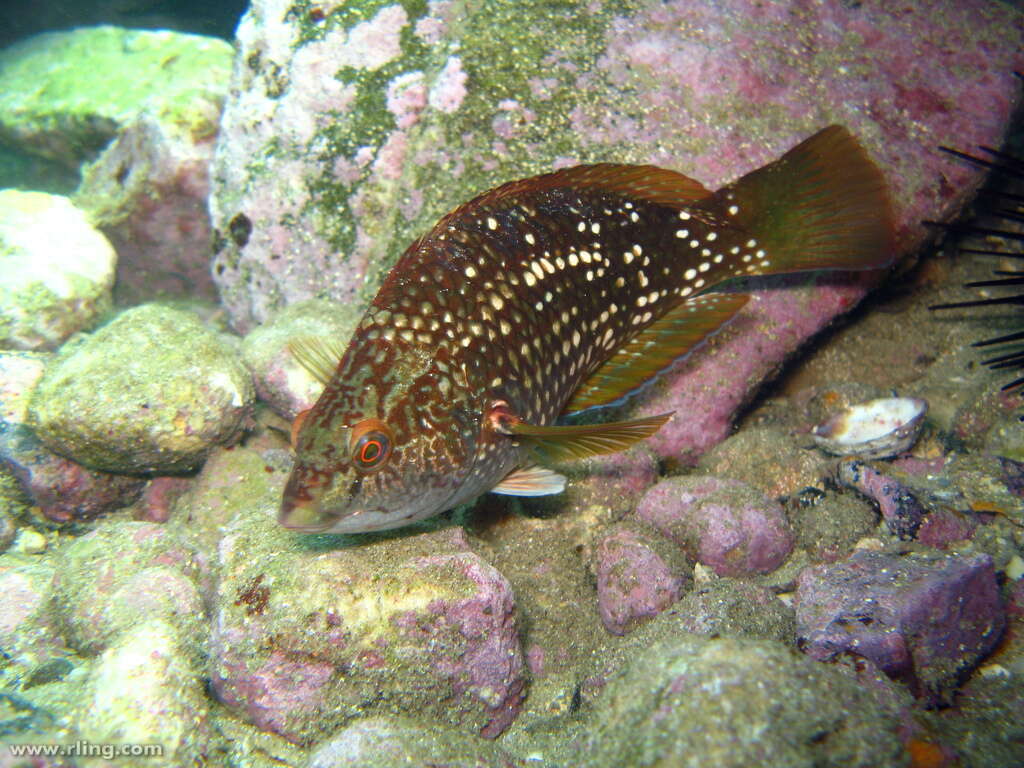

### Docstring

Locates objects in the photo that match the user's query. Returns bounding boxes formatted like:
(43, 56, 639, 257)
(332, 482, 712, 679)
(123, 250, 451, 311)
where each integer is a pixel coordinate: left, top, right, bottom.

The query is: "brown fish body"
(281, 126, 893, 534)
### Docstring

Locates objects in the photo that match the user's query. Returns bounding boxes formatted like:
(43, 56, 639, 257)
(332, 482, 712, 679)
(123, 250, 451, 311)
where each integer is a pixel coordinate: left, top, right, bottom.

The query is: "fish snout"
(278, 494, 333, 532)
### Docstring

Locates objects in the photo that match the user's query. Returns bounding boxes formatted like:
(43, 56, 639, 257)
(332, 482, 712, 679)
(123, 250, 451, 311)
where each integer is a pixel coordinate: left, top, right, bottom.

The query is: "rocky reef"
(1, 2, 1024, 767)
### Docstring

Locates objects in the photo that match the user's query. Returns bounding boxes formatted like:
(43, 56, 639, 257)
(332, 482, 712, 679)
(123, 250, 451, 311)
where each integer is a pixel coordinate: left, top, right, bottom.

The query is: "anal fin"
(564, 293, 749, 414)
(491, 465, 567, 496)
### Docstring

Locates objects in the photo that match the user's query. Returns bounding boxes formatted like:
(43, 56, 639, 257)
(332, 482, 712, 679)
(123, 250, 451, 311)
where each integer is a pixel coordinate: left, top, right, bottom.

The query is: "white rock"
(0, 190, 115, 349)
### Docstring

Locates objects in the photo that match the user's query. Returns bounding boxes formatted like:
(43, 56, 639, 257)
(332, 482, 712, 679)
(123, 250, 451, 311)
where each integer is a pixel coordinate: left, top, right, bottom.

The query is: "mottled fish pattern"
(280, 126, 893, 534)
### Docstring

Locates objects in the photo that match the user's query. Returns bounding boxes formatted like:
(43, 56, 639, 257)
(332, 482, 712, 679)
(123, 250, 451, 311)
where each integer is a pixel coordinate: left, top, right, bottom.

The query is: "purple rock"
(593, 523, 690, 635)
(916, 509, 977, 549)
(635, 475, 794, 577)
(796, 550, 1005, 700)
(837, 459, 925, 540)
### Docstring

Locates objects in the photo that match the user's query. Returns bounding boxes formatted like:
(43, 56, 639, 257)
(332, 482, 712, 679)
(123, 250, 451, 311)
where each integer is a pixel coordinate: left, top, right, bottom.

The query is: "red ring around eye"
(349, 418, 393, 472)
(360, 439, 381, 463)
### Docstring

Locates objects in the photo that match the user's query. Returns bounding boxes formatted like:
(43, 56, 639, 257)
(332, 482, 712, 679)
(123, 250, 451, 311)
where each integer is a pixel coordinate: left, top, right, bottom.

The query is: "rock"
(796, 550, 1006, 702)
(75, 113, 222, 304)
(0, 190, 115, 350)
(0, 26, 233, 304)
(916, 508, 977, 549)
(0, 2, 243, 51)
(307, 715, 525, 768)
(74, 619, 211, 767)
(580, 634, 908, 767)
(211, 517, 525, 746)
(673, 578, 796, 644)
(561, 445, 661, 517)
(241, 298, 363, 420)
(1, 350, 145, 522)
(698, 425, 832, 500)
(836, 459, 926, 540)
(0, 26, 230, 169)
(592, 521, 690, 635)
(635, 475, 794, 576)
(134, 475, 193, 523)
(0, 555, 59, 656)
(169, 437, 292, 568)
(27, 304, 254, 474)
(791, 489, 878, 563)
(51, 521, 206, 657)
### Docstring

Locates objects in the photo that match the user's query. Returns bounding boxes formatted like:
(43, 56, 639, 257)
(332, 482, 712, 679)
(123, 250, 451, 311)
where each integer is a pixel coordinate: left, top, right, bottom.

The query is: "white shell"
(811, 397, 928, 460)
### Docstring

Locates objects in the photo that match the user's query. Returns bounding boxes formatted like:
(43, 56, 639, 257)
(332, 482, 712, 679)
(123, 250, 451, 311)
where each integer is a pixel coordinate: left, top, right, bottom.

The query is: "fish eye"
(349, 418, 394, 472)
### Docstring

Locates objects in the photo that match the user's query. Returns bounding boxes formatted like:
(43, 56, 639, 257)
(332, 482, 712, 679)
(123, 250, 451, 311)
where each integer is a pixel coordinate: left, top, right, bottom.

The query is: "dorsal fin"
(431, 163, 713, 234)
(563, 293, 750, 415)
(288, 336, 346, 385)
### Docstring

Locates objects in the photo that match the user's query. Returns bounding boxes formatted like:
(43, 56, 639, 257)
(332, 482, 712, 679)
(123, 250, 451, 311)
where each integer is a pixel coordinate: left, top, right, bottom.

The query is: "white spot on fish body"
(487, 217, 498, 230)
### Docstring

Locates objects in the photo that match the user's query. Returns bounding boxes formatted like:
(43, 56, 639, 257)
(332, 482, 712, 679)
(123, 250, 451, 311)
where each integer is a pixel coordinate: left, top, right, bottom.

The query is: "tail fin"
(708, 125, 895, 273)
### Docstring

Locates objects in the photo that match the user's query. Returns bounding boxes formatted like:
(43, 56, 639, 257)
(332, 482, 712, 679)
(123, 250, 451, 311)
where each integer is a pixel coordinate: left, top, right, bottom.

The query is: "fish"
(279, 125, 893, 534)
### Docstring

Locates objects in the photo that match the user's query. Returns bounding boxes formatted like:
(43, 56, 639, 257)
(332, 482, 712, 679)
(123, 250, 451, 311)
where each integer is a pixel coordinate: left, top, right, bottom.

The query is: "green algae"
(27, 304, 253, 473)
(0, 27, 232, 167)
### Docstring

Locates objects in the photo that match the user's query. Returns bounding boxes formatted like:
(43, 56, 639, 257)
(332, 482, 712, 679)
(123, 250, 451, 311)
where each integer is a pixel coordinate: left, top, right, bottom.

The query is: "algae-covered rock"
(51, 521, 207, 657)
(580, 634, 908, 767)
(673, 578, 796, 644)
(308, 715, 525, 767)
(75, 619, 211, 767)
(241, 298, 363, 419)
(0, 350, 145, 522)
(28, 304, 254, 473)
(0, 190, 115, 351)
(0, 26, 231, 167)
(211, 514, 525, 746)
(75, 113, 224, 305)
(211, 0, 1022, 339)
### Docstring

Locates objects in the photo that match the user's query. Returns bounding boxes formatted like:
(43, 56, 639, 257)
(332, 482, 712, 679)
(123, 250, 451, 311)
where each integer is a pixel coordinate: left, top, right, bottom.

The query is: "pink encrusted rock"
(75, 114, 222, 303)
(635, 475, 794, 577)
(134, 476, 193, 523)
(593, 522, 690, 635)
(210, 522, 525, 745)
(795, 550, 1005, 701)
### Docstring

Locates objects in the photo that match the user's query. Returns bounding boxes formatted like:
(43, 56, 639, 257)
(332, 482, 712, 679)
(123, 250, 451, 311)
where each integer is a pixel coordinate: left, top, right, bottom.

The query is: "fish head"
(279, 342, 479, 534)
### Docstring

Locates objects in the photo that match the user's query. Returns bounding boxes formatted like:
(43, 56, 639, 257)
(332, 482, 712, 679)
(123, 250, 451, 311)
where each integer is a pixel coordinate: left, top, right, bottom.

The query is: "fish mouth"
(277, 495, 337, 533)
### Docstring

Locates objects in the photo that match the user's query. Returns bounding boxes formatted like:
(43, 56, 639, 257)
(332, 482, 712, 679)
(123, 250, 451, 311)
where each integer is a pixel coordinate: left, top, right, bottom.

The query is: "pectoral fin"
(492, 409, 674, 463)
